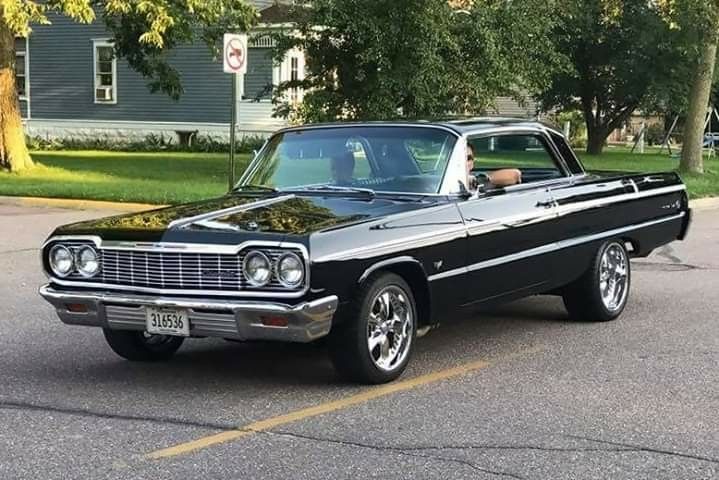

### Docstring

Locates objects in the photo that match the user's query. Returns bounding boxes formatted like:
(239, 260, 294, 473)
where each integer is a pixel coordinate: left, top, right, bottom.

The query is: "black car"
(40, 119, 691, 383)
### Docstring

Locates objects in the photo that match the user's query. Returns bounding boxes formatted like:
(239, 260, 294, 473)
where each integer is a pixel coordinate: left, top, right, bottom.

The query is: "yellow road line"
(147, 358, 493, 460)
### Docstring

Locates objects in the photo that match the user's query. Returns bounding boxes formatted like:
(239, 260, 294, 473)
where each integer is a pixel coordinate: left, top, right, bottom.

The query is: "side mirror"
(252, 149, 259, 159)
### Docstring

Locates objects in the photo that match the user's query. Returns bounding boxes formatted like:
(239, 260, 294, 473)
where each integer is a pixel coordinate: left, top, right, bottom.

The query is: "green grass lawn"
(0, 151, 252, 204)
(578, 146, 719, 199)
(0, 146, 716, 204)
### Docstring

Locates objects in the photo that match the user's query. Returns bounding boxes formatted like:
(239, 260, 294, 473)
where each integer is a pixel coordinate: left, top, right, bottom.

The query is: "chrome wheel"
(599, 243, 629, 312)
(366, 285, 414, 372)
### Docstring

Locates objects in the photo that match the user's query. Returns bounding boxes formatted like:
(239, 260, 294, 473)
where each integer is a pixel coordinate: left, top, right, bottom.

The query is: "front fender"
(357, 256, 427, 285)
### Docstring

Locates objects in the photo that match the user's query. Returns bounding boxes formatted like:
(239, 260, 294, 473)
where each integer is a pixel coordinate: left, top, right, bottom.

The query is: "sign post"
(223, 33, 248, 191)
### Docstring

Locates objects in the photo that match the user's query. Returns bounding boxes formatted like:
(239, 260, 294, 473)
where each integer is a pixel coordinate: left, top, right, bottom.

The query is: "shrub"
(25, 133, 267, 154)
(549, 110, 587, 147)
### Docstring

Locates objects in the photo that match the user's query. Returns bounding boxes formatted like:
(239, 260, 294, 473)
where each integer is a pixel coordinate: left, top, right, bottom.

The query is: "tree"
(0, 0, 257, 172)
(658, 0, 719, 174)
(272, 0, 564, 123)
(538, 0, 689, 155)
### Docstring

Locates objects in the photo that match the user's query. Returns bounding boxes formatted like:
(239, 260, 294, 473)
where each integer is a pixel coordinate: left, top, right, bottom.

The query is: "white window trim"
(92, 39, 117, 105)
(16, 51, 28, 100)
(14, 37, 30, 106)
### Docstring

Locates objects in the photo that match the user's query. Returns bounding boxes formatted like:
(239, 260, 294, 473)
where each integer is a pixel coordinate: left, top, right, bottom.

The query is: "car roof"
(277, 117, 563, 137)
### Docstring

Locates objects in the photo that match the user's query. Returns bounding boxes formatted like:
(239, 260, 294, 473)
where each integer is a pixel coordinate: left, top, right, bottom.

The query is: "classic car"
(39, 119, 691, 384)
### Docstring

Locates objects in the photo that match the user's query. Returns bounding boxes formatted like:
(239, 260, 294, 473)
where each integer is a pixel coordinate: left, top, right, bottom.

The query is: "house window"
(290, 57, 299, 102)
(93, 40, 117, 104)
(15, 51, 27, 98)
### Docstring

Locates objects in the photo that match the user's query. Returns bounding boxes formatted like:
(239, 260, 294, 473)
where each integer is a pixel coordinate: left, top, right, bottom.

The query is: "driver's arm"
(488, 169, 522, 187)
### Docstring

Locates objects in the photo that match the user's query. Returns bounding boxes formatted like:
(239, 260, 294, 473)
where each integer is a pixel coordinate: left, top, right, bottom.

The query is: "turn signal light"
(261, 316, 289, 327)
(66, 303, 88, 313)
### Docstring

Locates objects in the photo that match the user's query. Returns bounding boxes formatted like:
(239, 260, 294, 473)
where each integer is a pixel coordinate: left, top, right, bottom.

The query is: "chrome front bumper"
(39, 285, 337, 343)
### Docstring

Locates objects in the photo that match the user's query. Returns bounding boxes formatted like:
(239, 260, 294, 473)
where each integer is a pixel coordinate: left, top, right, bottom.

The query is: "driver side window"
(468, 134, 564, 186)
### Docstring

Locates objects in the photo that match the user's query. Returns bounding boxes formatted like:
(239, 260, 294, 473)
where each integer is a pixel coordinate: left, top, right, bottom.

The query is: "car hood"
(53, 193, 436, 244)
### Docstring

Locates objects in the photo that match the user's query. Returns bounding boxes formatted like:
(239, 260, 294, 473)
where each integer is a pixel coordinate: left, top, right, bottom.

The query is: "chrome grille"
(101, 250, 245, 291)
(49, 240, 305, 293)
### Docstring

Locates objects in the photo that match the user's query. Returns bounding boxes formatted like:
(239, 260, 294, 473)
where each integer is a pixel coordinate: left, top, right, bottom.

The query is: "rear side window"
(468, 134, 564, 184)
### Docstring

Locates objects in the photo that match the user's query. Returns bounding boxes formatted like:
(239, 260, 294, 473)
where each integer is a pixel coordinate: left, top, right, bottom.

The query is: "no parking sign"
(223, 33, 248, 75)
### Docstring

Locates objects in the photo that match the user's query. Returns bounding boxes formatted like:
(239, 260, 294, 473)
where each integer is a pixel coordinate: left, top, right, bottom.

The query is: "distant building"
(15, 1, 537, 142)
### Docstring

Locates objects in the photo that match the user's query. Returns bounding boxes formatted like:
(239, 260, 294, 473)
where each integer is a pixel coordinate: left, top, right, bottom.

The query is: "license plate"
(145, 307, 190, 337)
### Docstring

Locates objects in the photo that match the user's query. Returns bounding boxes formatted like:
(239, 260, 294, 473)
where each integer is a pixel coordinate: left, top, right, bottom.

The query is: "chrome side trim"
(554, 184, 686, 218)
(428, 212, 686, 281)
(466, 209, 556, 237)
(469, 184, 686, 236)
(43, 239, 311, 298)
(316, 184, 686, 262)
(313, 225, 467, 263)
(167, 194, 295, 229)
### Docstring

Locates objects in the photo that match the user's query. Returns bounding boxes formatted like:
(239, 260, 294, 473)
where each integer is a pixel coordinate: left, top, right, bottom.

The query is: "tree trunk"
(0, 20, 32, 172)
(680, 30, 719, 174)
(586, 125, 607, 155)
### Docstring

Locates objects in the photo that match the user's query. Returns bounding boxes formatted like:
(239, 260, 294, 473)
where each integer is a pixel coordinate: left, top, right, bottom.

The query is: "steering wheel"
(471, 170, 492, 187)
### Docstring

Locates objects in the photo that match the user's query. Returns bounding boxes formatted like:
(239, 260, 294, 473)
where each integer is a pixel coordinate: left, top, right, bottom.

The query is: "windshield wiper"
(287, 185, 376, 197)
(232, 184, 279, 193)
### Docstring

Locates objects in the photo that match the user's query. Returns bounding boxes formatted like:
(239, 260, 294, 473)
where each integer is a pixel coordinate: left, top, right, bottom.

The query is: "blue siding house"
(17, 1, 302, 141)
(15, 0, 538, 142)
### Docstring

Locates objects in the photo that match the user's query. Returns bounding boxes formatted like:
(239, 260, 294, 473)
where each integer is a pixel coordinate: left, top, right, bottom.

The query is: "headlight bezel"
(276, 252, 305, 288)
(48, 244, 75, 278)
(242, 250, 273, 287)
(75, 245, 101, 278)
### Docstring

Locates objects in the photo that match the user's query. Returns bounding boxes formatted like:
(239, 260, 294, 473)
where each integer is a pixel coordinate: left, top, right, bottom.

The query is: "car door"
(455, 131, 571, 306)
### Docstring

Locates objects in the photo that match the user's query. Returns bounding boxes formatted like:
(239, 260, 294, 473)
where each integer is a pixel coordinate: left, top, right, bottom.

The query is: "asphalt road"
(0, 201, 717, 480)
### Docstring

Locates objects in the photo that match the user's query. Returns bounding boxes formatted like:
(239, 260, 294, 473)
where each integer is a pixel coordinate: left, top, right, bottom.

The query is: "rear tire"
(103, 329, 184, 361)
(329, 273, 417, 384)
(562, 241, 631, 322)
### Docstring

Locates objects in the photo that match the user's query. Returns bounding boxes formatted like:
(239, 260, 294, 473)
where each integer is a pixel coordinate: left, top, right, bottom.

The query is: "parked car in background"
(40, 119, 691, 383)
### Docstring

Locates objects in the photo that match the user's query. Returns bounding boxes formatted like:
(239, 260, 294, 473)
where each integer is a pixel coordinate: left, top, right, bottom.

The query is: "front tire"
(562, 240, 631, 322)
(103, 329, 184, 361)
(329, 273, 417, 384)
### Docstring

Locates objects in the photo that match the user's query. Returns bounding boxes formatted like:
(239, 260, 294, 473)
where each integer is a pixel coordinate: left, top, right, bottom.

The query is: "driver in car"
(330, 148, 356, 185)
(466, 144, 522, 192)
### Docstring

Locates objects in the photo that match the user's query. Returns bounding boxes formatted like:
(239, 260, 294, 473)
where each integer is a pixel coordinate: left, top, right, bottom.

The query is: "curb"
(0, 196, 166, 212)
(689, 197, 719, 211)
(1, 194, 718, 213)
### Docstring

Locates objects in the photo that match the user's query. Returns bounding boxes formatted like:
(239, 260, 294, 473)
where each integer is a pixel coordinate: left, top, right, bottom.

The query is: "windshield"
(239, 126, 457, 194)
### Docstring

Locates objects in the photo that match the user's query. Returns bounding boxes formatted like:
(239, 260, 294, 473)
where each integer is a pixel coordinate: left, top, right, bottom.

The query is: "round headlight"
(277, 252, 304, 288)
(243, 250, 272, 287)
(76, 245, 100, 277)
(49, 245, 74, 277)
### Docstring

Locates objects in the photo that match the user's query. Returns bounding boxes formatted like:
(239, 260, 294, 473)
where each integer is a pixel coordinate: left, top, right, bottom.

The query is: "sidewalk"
(0, 196, 165, 212)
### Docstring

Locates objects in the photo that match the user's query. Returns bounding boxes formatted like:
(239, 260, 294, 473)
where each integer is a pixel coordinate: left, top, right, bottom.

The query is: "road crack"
(262, 429, 529, 479)
(565, 434, 719, 465)
(262, 427, 719, 479)
(0, 399, 235, 432)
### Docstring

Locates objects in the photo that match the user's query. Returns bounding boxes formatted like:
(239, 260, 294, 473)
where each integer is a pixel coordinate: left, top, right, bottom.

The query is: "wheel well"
(621, 237, 641, 257)
(362, 262, 432, 327)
